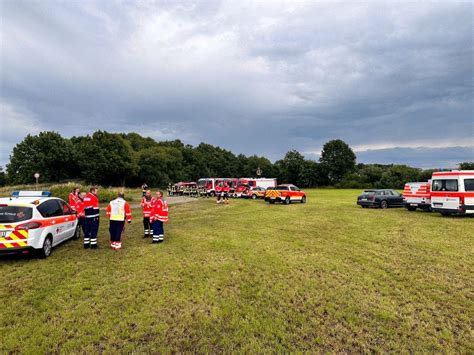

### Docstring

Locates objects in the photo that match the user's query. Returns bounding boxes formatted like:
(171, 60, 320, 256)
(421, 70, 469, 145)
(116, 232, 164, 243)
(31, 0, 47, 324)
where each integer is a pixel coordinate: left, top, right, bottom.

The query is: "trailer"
(403, 181, 431, 211)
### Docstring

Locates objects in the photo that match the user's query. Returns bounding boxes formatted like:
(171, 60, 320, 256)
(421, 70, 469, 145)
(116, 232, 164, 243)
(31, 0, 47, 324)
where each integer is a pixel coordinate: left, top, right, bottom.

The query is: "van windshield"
(431, 179, 458, 192)
(0, 206, 33, 223)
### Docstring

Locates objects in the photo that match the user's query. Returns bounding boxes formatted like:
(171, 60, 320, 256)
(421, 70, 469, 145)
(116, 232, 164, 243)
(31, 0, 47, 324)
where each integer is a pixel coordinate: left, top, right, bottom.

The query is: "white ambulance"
(430, 171, 474, 215)
(0, 191, 79, 258)
(402, 181, 431, 211)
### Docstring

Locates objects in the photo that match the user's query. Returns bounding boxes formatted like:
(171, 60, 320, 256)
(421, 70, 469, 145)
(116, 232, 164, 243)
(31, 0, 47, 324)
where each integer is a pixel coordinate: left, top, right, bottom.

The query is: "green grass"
(0, 189, 472, 352)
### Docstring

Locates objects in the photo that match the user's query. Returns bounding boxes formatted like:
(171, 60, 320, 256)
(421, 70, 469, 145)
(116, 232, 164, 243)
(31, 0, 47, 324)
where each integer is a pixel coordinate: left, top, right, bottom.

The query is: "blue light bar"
(11, 191, 52, 198)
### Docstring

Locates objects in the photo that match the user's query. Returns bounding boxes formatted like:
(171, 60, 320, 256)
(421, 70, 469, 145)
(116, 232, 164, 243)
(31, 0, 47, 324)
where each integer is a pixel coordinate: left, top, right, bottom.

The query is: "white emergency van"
(430, 171, 474, 215)
(0, 191, 79, 258)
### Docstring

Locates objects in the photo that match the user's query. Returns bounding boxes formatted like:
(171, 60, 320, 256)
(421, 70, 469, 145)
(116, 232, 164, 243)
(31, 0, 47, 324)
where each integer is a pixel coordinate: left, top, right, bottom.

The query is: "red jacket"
(141, 196, 154, 217)
(151, 199, 169, 223)
(68, 192, 79, 211)
(83, 192, 100, 218)
(76, 198, 85, 218)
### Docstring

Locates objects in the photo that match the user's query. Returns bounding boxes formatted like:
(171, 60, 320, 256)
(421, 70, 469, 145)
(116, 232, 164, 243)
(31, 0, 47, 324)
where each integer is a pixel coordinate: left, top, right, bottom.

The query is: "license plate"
(433, 203, 442, 207)
(0, 231, 7, 238)
(410, 204, 417, 206)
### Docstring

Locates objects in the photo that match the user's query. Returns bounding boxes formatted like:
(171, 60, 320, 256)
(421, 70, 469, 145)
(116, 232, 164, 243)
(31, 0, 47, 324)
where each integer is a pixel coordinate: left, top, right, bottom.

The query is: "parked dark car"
(357, 189, 404, 209)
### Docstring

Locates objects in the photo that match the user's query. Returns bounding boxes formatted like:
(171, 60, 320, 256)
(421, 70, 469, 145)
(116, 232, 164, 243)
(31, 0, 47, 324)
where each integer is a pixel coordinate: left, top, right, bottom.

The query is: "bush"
(49, 183, 135, 203)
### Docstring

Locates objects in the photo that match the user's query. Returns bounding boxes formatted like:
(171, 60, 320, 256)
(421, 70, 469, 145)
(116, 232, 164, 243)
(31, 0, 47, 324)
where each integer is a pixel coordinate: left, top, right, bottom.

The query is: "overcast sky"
(0, 0, 473, 169)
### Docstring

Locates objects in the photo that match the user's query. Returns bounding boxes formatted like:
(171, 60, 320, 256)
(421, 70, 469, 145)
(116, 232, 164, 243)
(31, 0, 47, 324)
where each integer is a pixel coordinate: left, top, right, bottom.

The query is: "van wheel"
(406, 206, 416, 211)
(251, 194, 257, 200)
(284, 197, 291, 205)
(269, 200, 275, 204)
(209, 191, 215, 197)
(380, 200, 388, 209)
(38, 236, 53, 259)
(301, 196, 306, 204)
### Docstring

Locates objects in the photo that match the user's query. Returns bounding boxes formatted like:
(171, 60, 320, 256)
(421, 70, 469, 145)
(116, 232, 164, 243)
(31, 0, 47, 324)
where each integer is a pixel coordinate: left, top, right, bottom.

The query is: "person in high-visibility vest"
(105, 191, 132, 250)
(83, 186, 100, 249)
(68, 187, 80, 213)
(150, 191, 169, 244)
(140, 190, 154, 238)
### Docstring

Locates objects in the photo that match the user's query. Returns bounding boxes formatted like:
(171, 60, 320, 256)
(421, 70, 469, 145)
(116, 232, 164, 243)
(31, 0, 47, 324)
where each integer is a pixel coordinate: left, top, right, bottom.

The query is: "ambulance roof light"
(11, 191, 52, 198)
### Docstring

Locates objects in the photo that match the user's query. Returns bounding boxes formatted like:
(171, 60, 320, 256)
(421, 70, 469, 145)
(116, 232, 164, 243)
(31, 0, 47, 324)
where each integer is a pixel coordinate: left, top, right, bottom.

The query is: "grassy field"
(0, 189, 472, 352)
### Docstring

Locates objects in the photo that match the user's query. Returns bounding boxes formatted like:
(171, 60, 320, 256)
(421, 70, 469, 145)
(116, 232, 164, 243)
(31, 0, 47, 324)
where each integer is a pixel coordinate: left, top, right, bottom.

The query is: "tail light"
(16, 221, 42, 230)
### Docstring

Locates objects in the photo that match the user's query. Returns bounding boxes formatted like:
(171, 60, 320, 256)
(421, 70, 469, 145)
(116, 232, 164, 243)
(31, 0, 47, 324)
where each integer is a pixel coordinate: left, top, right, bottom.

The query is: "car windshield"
(362, 191, 375, 196)
(0, 206, 33, 223)
(275, 186, 289, 190)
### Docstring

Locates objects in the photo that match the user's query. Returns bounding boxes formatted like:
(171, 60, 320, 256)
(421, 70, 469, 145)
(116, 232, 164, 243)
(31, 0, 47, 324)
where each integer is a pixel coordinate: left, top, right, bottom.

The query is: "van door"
(37, 200, 66, 245)
(463, 177, 474, 213)
(431, 178, 460, 210)
(57, 200, 77, 240)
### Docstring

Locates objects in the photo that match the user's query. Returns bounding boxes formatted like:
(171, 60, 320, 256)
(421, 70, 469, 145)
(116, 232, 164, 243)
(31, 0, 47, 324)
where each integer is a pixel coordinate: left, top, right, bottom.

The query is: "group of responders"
(68, 187, 169, 251)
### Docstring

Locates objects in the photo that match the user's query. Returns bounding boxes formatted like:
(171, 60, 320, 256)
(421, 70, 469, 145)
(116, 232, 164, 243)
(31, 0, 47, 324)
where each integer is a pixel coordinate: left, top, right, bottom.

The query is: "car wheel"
(301, 195, 306, 204)
(380, 200, 388, 209)
(38, 236, 53, 259)
(251, 194, 257, 200)
(72, 225, 80, 240)
(284, 197, 291, 205)
(361, 205, 368, 208)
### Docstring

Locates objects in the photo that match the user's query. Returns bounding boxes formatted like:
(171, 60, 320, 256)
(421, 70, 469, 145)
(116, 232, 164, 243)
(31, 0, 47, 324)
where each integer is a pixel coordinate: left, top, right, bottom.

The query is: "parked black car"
(357, 189, 404, 209)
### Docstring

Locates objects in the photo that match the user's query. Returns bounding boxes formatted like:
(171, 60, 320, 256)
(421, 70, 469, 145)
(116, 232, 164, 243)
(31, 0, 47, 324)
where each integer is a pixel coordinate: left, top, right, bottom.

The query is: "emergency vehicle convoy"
(0, 191, 79, 258)
(198, 177, 276, 197)
(403, 181, 431, 211)
(265, 184, 307, 204)
(430, 170, 474, 215)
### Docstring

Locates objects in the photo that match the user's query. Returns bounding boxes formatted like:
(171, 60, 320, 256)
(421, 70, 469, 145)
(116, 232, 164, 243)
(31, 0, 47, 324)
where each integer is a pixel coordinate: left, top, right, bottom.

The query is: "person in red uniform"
(105, 191, 132, 250)
(76, 192, 87, 238)
(83, 186, 100, 249)
(140, 190, 154, 238)
(221, 181, 230, 205)
(215, 181, 223, 203)
(150, 191, 169, 244)
(68, 187, 80, 212)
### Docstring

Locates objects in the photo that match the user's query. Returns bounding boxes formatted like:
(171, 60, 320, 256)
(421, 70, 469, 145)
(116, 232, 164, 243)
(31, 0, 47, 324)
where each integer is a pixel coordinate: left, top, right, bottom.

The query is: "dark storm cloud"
(1, 0, 473, 168)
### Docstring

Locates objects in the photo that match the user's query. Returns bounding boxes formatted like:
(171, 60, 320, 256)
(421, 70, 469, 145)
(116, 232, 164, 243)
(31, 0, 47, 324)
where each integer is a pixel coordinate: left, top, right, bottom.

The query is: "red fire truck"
(199, 177, 276, 197)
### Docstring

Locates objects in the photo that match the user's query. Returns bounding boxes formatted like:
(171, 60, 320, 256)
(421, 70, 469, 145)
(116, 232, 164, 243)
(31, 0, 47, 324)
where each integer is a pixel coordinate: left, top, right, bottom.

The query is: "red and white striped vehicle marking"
(403, 181, 431, 211)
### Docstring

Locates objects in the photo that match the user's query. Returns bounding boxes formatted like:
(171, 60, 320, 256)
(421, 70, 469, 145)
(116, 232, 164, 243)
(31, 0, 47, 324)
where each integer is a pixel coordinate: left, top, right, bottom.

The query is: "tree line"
(2, 131, 473, 189)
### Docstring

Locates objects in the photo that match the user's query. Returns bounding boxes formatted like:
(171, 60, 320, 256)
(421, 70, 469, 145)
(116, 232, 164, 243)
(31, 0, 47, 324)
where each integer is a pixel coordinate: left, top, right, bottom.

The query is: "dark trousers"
(109, 220, 125, 242)
(152, 220, 164, 242)
(84, 217, 99, 247)
(143, 217, 151, 236)
(78, 217, 86, 237)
